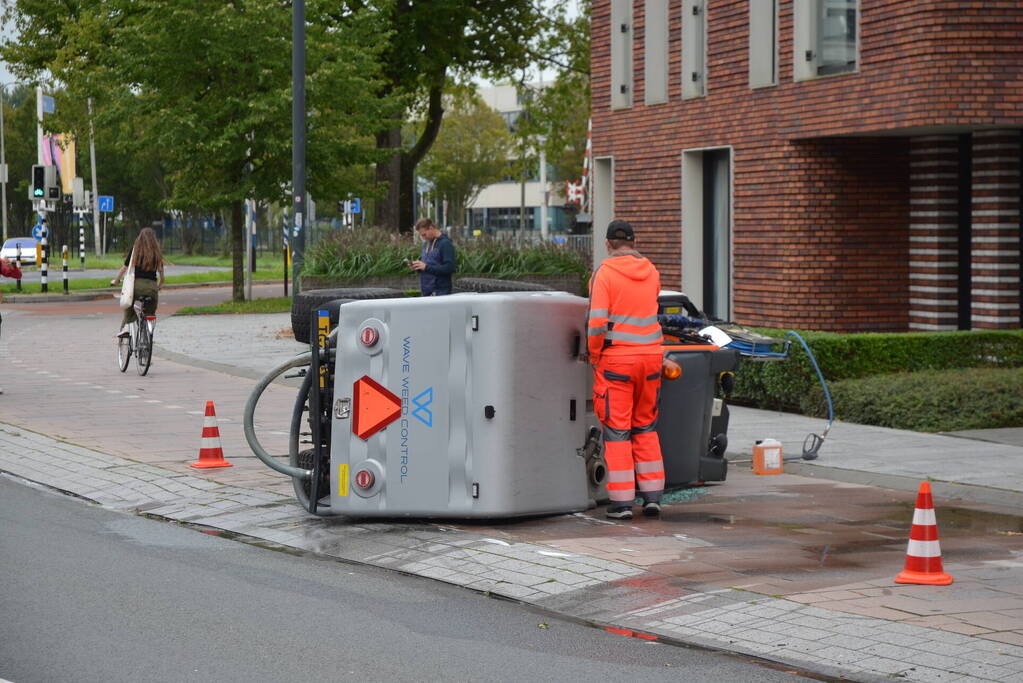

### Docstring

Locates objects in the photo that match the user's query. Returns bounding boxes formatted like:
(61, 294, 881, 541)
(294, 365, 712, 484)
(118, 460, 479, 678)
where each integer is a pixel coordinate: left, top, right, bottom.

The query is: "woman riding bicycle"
(110, 227, 165, 337)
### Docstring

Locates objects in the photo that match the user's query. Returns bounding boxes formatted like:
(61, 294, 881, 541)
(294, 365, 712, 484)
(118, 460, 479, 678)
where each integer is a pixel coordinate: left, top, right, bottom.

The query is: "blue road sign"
(32, 224, 45, 240)
(350, 198, 361, 214)
(98, 195, 114, 212)
(42, 96, 55, 114)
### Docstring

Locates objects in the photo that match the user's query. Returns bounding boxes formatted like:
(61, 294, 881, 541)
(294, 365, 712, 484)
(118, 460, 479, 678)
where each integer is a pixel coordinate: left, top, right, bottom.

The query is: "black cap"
(606, 219, 634, 241)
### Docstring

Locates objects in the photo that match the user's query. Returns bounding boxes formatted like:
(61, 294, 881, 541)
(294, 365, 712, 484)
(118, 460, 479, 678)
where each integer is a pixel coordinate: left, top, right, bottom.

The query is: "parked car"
(1, 237, 38, 264)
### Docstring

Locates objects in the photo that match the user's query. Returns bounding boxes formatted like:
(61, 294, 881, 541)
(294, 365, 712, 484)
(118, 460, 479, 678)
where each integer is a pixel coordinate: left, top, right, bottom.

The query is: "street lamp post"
(292, 0, 306, 296)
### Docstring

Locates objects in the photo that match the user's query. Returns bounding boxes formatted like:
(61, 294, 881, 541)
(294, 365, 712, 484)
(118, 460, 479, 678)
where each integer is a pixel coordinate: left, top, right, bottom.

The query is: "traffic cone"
(895, 481, 952, 585)
(190, 401, 233, 469)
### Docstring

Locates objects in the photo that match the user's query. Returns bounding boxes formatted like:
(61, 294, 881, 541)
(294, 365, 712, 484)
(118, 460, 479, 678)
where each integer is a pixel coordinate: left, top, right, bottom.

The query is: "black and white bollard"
(40, 219, 48, 294)
(15, 245, 22, 292)
(62, 245, 69, 295)
(79, 217, 86, 269)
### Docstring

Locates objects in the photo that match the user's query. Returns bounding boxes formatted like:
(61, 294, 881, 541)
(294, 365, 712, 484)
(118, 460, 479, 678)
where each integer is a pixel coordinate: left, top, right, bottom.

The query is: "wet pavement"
(2, 293, 1023, 682)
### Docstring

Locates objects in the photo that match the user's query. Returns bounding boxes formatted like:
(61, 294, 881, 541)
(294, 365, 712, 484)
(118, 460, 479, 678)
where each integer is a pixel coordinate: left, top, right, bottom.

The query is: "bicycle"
(117, 296, 156, 376)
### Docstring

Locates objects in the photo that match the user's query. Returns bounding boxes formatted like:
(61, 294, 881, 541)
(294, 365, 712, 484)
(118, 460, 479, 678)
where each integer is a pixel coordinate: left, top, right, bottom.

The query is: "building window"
(817, 0, 858, 75)
(794, 0, 858, 81)
(749, 0, 778, 88)
(644, 0, 668, 105)
(610, 1, 633, 109)
(682, 0, 706, 99)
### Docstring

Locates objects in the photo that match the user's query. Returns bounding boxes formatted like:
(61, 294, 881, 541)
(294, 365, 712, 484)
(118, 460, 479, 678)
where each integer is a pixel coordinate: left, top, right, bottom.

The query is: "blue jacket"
(419, 234, 456, 295)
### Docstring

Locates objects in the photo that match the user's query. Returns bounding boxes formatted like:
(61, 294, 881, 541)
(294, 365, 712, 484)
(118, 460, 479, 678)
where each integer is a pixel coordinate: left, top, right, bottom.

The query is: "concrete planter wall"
(299, 273, 586, 296)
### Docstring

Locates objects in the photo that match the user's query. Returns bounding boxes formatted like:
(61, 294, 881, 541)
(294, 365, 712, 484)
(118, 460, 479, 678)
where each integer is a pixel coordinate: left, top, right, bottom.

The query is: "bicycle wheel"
(135, 318, 152, 376)
(117, 326, 132, 372)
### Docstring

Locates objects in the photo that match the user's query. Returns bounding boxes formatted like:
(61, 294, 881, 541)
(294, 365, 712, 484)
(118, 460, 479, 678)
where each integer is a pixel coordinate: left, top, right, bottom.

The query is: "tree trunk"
(374, 127, 403, 233)
(231, 199, 244, 301)
(375, 77, 446, 234)
(182, 210, 200, 255)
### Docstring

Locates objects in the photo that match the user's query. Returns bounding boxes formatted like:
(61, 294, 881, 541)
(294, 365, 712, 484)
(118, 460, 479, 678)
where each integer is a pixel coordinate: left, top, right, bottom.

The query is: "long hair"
(132, 227, 164, 271)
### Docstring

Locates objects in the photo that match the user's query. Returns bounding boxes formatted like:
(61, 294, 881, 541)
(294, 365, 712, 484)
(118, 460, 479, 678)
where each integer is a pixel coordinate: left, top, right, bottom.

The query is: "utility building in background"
(590, 0, 1022, 332)
(466, 84, 569, 235)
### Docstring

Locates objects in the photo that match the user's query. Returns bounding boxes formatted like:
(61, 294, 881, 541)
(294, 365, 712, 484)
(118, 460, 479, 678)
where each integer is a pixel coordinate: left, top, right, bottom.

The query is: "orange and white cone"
(895, 481, 952, 585)
(190, 401, 233, 469)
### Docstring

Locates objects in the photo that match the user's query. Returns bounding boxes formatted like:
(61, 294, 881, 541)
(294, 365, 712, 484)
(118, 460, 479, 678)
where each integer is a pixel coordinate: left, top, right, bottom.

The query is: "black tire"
(136, 319, 152, 376)
(117, 333, 131, 372)
(291, 287, 401, 343)
(455, 277, 554, 293)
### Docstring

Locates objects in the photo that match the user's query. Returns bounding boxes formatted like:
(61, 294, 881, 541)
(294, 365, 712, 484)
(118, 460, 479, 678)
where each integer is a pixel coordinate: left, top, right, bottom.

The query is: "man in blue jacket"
(409, 217, 457, 296)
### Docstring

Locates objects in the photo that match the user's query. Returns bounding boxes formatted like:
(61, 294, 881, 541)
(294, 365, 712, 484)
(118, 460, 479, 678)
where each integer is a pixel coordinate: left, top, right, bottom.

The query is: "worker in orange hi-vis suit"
(587, 219, 666, 520)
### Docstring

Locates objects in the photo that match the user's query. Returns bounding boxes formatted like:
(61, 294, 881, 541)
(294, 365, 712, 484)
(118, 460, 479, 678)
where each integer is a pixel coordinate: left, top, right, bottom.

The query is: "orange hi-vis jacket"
(587, 252, 663, 363)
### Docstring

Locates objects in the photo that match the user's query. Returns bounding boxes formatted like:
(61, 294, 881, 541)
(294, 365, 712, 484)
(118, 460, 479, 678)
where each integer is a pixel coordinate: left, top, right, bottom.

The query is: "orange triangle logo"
(352, 376, 402, 440)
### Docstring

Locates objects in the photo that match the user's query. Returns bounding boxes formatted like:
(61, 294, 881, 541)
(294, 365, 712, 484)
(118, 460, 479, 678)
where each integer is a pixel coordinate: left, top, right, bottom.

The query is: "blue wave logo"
(411, 387, 433, 427)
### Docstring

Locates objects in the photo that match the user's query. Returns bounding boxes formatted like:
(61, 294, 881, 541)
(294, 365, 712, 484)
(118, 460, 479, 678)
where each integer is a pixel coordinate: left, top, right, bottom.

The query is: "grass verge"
(1, 269, 286, 294)
(174, 297, 293, 315)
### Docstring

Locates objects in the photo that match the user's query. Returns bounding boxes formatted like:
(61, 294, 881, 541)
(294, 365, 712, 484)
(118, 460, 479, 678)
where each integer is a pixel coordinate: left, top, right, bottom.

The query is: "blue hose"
(785, 330, 833, 461)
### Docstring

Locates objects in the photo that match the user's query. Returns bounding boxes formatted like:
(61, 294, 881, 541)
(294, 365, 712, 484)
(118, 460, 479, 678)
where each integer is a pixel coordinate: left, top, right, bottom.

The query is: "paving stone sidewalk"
(5, 423, 1023, 683)
(4, 303, 1023, 681)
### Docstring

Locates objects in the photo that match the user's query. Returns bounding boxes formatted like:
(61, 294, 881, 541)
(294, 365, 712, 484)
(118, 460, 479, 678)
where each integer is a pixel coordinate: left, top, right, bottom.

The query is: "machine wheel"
(291, 288, 400, 343)
(294, 447, 331, 510)
(455, 277, 555, 294)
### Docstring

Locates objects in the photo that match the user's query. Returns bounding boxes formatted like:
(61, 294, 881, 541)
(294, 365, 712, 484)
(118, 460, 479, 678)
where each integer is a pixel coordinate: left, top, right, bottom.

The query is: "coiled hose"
(785, 330, 833, 461)
(243, 352, 314, 480)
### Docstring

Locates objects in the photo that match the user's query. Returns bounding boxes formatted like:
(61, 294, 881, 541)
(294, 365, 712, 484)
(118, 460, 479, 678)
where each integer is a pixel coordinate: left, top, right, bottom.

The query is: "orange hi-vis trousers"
(593, 354, 665, 505)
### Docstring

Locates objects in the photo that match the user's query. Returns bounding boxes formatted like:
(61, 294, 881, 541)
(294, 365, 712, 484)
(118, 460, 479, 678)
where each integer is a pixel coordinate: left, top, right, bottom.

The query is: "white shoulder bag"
(118, 247, 136, 310)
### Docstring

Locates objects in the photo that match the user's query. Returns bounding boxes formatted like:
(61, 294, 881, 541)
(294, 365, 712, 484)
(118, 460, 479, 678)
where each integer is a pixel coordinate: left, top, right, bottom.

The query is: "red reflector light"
(354, 469, 375, 489)
(360, 327, 379, 346)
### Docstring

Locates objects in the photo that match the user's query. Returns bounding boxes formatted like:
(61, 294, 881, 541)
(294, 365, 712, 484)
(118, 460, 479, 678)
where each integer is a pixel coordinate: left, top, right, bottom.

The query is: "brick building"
(590, 0, 1022, 331)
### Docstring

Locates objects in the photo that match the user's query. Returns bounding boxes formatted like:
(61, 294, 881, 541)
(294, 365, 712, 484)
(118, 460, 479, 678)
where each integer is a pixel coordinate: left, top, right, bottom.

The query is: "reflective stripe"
(637, 479, 664, 492)
(587, 325, 607, 336)
(635, 460, 663, 474)
(602, 425, 631, 442)
(607, 469, 634, 483)
(589, 308, 608, 318)
(606, 330, 663, 344)
(906, 539, 942, 558)
(608, 313, 659, 326)
(912, 508, 937, 527)
(631, 423, 657, 434)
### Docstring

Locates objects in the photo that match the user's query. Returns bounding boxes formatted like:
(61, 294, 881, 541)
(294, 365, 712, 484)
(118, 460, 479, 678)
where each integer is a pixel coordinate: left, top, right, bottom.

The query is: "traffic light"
(31, 165, 45, 198)
(29, 165, 60, 200)
(45, 165, 60, 199)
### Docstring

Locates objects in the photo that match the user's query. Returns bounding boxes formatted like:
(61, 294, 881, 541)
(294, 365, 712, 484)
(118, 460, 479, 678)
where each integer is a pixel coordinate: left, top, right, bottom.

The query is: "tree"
(1, 84, 42, 238)
(417, 90, 513, 228)
(517, 0, 591, 186)
(2, 0, 396, 300)
(362, 0, 552, 233)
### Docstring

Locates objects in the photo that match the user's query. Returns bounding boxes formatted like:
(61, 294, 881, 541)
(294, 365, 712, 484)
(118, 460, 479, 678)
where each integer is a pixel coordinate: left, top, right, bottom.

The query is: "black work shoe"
(643, 501, 661, 517)
(606, 506, 633, 520)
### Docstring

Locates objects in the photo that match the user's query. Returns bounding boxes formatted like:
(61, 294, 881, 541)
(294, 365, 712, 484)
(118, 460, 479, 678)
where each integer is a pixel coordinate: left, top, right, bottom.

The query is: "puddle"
(889, 503, 1023, 534)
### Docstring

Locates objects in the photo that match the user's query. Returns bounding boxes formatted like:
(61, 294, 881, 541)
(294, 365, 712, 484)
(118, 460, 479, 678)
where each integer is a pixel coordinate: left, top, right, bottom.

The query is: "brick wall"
(971, 130, 1021, 329)
(908, 136, 960, 331)
(592, 0, 1023, 331)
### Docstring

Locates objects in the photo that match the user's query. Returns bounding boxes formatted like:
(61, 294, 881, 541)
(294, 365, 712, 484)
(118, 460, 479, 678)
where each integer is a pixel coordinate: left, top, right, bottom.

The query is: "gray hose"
(243, 352, 314, 480)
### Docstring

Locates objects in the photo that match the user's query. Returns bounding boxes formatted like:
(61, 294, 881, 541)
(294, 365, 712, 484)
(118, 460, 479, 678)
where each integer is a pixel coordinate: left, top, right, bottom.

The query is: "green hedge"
(733, 329, 1023, 417)
(303, 228, 587, 280)
(821, 367, 1023, 432)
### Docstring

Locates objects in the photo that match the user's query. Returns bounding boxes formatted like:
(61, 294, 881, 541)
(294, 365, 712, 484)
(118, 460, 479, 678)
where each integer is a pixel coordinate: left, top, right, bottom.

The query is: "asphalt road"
(0, 475, 801, 683)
